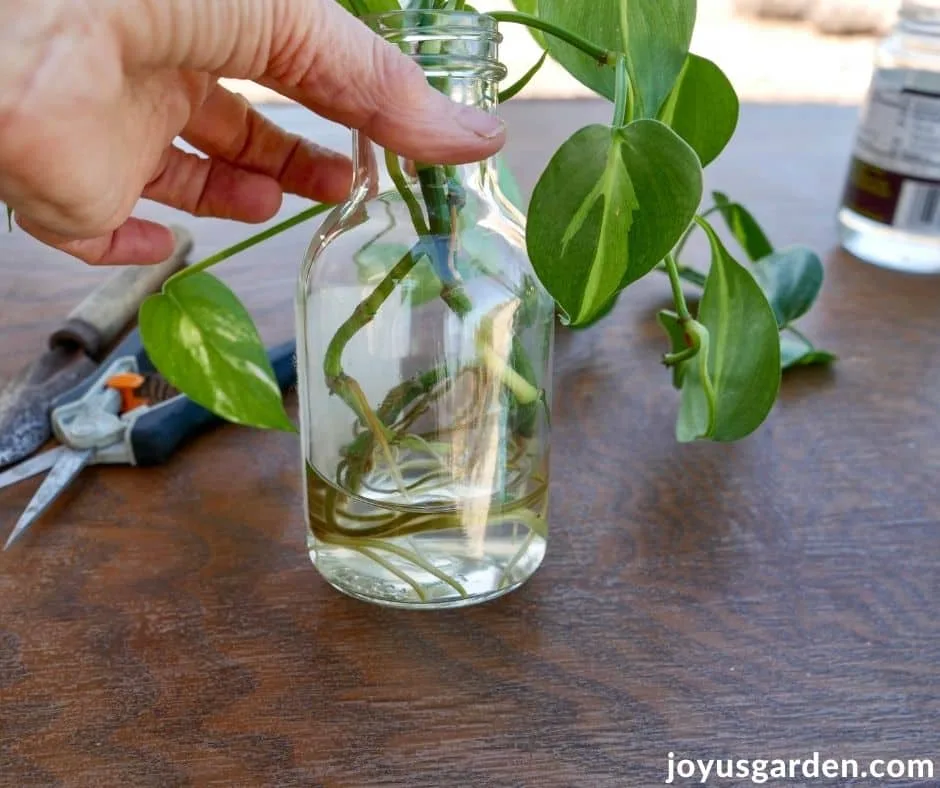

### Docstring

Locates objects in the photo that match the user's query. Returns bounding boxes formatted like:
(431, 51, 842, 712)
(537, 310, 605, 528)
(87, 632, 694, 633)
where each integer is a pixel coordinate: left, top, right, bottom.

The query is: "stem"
(612, 55, 630, 127)
(385, 150, 430, 235)
(498, 51, 548, 104)
(664, 252, 692, 322)
(487, 11, 618, 66)
(785, 325, 813, 345)
(168, 203, 333, 285)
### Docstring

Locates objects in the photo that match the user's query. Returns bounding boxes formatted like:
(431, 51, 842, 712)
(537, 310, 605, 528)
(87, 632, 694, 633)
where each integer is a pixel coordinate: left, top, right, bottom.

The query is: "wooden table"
(1, 101, 938, 787)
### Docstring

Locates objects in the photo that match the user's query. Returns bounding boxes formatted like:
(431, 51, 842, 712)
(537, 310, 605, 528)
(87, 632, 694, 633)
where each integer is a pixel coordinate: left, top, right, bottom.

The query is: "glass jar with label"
(838, 0, 940, 272)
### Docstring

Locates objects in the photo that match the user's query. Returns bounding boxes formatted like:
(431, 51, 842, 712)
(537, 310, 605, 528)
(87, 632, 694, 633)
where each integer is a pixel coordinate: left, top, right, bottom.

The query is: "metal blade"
(0, 346, 97, 469)
(0, 447, 66, 491)
(3, 448, 93, 550)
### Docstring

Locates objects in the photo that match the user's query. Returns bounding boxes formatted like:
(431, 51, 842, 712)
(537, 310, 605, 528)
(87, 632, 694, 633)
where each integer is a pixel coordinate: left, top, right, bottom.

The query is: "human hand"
(0, 0, 506, 265)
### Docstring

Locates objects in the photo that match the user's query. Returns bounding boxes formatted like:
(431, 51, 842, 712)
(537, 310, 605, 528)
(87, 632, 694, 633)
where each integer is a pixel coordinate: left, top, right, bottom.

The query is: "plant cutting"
(66, 0, 836, 607)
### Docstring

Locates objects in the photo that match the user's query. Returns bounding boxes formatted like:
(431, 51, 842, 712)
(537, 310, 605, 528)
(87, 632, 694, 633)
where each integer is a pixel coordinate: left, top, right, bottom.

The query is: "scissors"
(0, 326, 297, 549)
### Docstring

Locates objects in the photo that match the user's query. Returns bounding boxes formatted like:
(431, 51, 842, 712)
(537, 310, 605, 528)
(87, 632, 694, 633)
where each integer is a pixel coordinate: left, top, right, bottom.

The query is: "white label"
(895, 180, 940, 231)
(854, 68, 940, 181)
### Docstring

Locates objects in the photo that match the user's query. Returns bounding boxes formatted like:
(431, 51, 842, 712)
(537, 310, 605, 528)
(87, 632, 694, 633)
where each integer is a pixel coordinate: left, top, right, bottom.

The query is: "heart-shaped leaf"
(538, 0, 696, 117)
(658, 55, 739, 167)
(752, 246, 824, 328)
(712, 191, 774, 262)
(527, 120, 702, 326)
(678, 219, 781, 442)
(781, 331, 838, 370)
(139, 272, 294, 432)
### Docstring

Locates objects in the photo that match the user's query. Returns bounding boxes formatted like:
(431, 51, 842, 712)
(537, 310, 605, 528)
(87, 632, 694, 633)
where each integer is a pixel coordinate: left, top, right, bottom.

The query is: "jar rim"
(363, 8, 500, 35)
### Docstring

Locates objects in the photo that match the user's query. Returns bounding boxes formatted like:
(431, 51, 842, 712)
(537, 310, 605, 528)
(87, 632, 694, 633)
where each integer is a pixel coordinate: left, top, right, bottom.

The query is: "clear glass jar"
(838, 0, 940, 272)
(295, 10, 555, 609)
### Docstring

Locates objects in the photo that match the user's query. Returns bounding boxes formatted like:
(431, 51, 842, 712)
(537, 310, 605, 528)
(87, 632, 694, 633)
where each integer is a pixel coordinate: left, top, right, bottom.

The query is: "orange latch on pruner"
(105, 372, 149, 413)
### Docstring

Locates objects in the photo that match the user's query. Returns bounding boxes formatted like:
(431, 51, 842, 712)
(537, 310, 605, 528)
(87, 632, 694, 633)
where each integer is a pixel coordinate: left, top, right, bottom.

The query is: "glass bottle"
(838, 0, 940, 272)
(295, 10, 555, 609)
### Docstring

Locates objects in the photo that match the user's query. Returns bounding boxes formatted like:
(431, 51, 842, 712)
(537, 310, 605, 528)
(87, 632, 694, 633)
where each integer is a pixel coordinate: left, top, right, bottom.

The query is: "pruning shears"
(0, 327, 297, 549)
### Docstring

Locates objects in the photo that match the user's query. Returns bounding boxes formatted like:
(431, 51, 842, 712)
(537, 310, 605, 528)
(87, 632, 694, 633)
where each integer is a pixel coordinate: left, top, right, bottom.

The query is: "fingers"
(180, 84, 352, 204)
(15, 214, 177, 266)
(119, 0, 506, 165)
(143, 145, 284, 222)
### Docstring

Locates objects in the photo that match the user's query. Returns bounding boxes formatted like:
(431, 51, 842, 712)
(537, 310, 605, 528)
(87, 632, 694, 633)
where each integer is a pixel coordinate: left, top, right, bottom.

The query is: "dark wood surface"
(1, 100, 938, 787)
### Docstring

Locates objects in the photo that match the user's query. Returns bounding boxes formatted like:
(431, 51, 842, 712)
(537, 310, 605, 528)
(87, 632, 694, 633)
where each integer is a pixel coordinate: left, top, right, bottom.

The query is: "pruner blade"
(3, 448, 94, 550)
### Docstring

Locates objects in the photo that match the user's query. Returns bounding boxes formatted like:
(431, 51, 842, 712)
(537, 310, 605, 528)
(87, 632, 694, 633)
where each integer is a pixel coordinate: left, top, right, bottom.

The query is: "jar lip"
(363, 8, 499, 34)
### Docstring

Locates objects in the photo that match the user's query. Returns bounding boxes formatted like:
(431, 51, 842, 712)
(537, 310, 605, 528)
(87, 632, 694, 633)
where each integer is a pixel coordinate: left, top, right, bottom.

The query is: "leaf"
(679, 219, 781, 442)
(781, 331, 838, 370)
(139, 272, 295, 432)
(658, 55, 739, 167)
(752, 246, 824, 328)
(712, 192, 774, 262)
(538, 0, 696, 117)
(527, 120, 702, 326)
(676, 320, 714, 442)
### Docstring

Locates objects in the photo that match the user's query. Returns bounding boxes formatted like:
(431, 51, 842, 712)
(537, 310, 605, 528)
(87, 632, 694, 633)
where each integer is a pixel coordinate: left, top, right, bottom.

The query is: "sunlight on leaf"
(139, 273, 295, 432)
(678, 219, 781, 442)
(539, 0, 696, 117)
(659, 55, 739, 167)
(527, 120, 702, 326)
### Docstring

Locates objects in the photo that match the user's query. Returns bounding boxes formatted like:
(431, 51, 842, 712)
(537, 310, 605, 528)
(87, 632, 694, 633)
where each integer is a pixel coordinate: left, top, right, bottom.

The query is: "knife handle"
(48, 226, 193, 359)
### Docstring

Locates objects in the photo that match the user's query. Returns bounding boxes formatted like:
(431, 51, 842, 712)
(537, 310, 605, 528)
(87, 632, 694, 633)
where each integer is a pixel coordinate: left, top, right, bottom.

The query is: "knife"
(0, 225, 193, 470)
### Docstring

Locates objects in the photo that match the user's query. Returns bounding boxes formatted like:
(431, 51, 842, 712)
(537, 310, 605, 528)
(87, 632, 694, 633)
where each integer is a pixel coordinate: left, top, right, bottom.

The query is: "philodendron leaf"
(752, 246, 824, 328)
(679, 219, 781, 442)
(139, 272, 295, 432)
(527, 120, 702, 326)
(658, 54, 739, 167)
(538, 0, 696, 117)
(781, 331, 838, 370)
(712, 192, 774, 262)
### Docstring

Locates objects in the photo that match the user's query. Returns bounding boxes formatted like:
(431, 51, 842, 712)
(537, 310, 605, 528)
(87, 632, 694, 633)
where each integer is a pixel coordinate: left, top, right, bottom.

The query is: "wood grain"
(1, 102, 938, 788)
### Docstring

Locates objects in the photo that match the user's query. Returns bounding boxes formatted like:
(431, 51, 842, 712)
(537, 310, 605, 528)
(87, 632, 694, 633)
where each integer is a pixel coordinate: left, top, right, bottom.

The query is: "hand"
(0, 0, 507, 265)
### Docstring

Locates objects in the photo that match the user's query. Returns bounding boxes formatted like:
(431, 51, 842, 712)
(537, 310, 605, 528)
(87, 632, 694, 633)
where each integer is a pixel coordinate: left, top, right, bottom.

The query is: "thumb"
(118, 0, 506, 165)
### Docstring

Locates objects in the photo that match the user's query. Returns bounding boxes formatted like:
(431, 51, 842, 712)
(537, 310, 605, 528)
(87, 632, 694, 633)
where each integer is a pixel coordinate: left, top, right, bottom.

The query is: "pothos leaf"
(752, 246, 824, 328)
(781, 331, 838, 370)
(658, 54, 739, 167)
(527, 120, 702, 326)
(139, 272, 295, 432)
(712, 191, 774, 262)
(538, 0, 696, 117)
(678, 219, 781, 442)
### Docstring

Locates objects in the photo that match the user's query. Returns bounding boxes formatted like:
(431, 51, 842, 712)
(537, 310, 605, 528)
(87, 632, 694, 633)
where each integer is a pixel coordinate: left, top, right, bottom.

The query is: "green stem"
(385, 151, 430, 235)
(612, 55, 630, 128)
(785, 325, 812, 345)
(499, 51, 548, 103)
(168, 203, 333, 285)
(487, 11, 618, 66)
(664, 252, 692, 322)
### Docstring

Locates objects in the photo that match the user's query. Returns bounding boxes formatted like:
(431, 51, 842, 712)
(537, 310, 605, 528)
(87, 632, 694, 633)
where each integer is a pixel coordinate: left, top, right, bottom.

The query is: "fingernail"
(455, 107, 506, 140)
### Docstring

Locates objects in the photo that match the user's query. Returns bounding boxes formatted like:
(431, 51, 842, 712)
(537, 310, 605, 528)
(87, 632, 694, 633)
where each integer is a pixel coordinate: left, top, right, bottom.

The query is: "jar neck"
(351, 10, 506, 195)
(899, 1, 940, 34)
